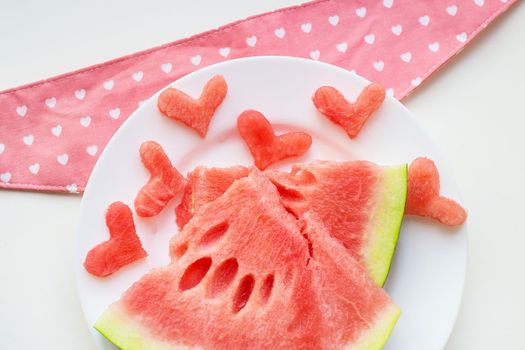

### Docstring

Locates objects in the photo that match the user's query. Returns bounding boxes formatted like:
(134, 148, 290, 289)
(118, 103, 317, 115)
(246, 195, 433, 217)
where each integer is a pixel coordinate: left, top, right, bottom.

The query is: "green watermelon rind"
(95, 302, 400, 350)
(363, 164, 408, 287)
(94, 305, 175, 350)
(351, 303, 401, 350)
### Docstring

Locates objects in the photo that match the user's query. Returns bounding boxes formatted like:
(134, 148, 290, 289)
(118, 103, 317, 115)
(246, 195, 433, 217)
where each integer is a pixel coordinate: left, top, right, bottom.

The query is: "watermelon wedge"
(266, 161, 407, 286)
(175, 165, 250, 228)
(95, 172, 399, 349)
(175, 161, 407, 286)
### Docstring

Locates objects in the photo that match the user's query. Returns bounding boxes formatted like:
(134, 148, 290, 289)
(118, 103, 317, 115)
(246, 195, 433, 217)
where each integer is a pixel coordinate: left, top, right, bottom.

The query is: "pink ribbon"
(0, 0, 516, 193)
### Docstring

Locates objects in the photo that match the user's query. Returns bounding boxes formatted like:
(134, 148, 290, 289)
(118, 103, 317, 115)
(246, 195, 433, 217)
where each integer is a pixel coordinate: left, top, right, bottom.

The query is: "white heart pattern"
(66, 184, 78, 193)
(0, 143, 4, 154)
(301, 23, 312, 33)
(328, 15, 339, 26)
(446, 5, 458, 16)
(474, 0, 484, 7)
(132, 71, 144, 82)
(161, 63, 173, 73)
(75, 89, 86, 100)
(45, 97, 57, 108)
(383, 0, 394, 8)
(16, 105, 27, 117)
(0, 172, 11, 184)
(428, 42, 440, 52)
(246, 36, 257, 47)
(80, 116, 91, 127)
(386, 88, 395, 97)
(86, 145, 98, 156)
(401, 52, 412, 63)
(23, 135, 34, 146)
(456, 32, 467, 43)
(103, 80, 114, 90)
(29, 163, 40, 175)
(190, 55, 202, 66)
(411, 77, 422, 86)
(109, 108, 121, 119)
(336, 42, 348, 53)
(51, 125, 62, 137)
(373, 61, 385, 72)
(219, 47, 230, 57)
(57, 154, 69, 165)
(391, 25, 402, 36)
(309, 50, 320, 60)
(355, 7, 366, 18)
(274, 28, 286, 39)
(364, 33, 375, 44)
(419, 16, 430, 26)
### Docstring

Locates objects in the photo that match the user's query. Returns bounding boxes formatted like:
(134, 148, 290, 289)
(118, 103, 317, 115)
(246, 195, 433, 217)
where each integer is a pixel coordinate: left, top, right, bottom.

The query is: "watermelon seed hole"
(260, 274, 274, 305)
(179, 257, 212, 291)
(208, 258, 239, 297)
(232, 274, 255, 313)
(200, 222, 229, 247)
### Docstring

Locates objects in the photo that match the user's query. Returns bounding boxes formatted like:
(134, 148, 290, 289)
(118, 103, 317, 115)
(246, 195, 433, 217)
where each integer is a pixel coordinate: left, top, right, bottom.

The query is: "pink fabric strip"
(0, 0, 516, 193)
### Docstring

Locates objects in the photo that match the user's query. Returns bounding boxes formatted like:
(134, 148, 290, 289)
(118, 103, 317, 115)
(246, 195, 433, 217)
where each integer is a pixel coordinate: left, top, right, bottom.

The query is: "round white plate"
(76, 56, 467, 350)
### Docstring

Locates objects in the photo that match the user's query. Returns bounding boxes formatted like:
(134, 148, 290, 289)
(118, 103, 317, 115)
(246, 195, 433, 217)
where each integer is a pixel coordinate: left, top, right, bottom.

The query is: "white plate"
(76, 56, 467, 350)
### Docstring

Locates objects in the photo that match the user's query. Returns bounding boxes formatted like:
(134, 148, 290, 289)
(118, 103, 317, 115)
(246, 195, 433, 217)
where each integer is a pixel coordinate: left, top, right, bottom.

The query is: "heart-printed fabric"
(0, 0, 517, 193)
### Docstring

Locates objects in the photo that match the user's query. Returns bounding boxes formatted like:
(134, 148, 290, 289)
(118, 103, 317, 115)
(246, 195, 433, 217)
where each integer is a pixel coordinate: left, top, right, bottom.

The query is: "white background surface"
(0, 1, 524, 349)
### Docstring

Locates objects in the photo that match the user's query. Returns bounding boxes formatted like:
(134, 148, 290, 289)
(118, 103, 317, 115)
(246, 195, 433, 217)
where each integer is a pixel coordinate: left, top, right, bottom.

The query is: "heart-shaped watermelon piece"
(84, 202, 147, 277)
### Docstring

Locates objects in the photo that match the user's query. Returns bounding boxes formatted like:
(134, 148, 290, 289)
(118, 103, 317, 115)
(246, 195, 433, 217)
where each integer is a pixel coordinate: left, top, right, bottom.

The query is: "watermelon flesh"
(406, 157, 467, 226)
(175, 165, 250, 228)
(237, 110, 312, 169)
(266, 161, 407, 286)
(157, 75, 227, 137)
(84, 202, 147, 277)
(95, 172, 399, 349)
(134, 141, 186, 217)
(176, 161, 407, 286)
(312, 82, 386, 139)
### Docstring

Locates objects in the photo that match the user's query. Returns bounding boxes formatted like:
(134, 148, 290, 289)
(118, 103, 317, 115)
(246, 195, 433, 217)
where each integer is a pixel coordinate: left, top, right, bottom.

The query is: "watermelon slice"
(135, 141, 186, 217)
(175, 165, 250, 228)
(266, 161, 407, 286)
(406, 157, 467, 226)
(312, 82, 386, 139)
(84, 202, 147, 277)
(237, 110, 312, 169)
(157, 75, 227, 137)
(95, 172, 399, 349)
(175, 161, 407, 286)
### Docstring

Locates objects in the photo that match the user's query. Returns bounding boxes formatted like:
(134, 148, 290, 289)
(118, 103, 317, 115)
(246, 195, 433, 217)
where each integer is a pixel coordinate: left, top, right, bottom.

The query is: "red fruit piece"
(84, 202, 147, 277)
(134, 141, 186, 217)
(175, 165, 250, 228)
(157, 75, 227, 137)
(312, 82, 386, 138)
(237, 110, 312, 170)
(406, 157, 467, 226)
